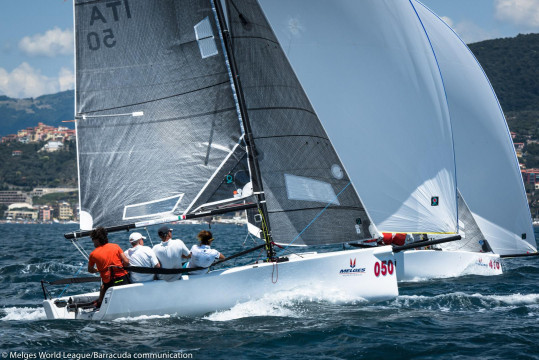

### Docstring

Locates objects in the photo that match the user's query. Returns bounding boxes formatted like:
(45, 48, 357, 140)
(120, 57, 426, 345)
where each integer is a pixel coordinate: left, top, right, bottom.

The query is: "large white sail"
(414, 0, 537, 254)
(264, 0, 459, 235)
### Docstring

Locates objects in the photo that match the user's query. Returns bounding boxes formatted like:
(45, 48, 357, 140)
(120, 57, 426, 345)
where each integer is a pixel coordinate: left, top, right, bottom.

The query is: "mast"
(212, 0, 275, 260)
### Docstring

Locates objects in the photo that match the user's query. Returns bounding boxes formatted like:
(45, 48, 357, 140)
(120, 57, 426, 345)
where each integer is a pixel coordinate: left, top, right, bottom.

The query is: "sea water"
(1, 223, 538, 359)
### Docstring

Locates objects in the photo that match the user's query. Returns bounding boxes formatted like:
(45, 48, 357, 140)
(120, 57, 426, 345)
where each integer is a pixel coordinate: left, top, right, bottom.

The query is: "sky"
(0, 0, 538, 99)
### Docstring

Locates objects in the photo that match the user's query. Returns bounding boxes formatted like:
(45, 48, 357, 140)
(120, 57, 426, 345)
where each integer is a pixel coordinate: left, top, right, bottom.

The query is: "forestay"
(414, 0, 537, 254)
(226, 0, 375, 246)
(74, 0, 248, 229)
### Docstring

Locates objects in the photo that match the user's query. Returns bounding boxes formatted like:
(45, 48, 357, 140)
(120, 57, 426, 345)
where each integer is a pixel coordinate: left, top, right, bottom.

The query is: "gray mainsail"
(226, 0, 374, 246)
(75, 0, 246, 229)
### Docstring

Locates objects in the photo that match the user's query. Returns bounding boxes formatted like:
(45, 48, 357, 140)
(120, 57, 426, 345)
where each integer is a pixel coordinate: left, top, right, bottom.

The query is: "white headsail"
(266, 0, 459, 235)
(414, 0, 536, 254)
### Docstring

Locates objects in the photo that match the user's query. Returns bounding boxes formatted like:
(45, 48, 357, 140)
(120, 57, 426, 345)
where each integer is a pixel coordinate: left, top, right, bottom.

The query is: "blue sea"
(1, 223, 538, 359)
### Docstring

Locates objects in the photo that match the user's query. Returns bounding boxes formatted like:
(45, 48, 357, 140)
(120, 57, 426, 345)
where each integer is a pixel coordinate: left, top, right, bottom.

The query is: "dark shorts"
(103, 274, 130, 292)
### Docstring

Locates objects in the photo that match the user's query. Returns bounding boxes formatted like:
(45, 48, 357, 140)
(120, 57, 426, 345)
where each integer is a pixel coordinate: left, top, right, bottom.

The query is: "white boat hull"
(395, 250, 503, 282)
(43, 246, 398, 320)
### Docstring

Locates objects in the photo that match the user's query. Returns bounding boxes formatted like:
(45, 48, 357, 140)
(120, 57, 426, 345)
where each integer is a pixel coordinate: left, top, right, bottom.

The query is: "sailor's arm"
(120, 252, 130, 267)
(87, 258, 98, 273)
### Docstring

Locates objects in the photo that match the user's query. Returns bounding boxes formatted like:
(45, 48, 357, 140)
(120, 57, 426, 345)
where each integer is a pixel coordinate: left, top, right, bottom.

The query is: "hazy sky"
(0, 0, 538, 99)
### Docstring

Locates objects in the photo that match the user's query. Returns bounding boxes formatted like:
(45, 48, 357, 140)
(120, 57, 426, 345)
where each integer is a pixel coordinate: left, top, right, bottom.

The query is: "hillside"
(0, 33, 538, 176)
(469, 33, 539, 113)
(0, 90, 74, 137)
(0, 141, 77, 190)
(468, 33, 539, 144)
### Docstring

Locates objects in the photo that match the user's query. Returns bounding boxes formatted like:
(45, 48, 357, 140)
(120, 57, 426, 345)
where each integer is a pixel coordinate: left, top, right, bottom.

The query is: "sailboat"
(411, 1, 537, 256)
(41, 0, 398, 320)
(263, 0, 536, 281)
(391, 0, 537, 280)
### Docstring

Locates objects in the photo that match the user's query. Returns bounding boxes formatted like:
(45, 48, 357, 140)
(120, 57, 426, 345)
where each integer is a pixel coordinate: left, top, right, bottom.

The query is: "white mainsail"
(265, 0, 536, 255)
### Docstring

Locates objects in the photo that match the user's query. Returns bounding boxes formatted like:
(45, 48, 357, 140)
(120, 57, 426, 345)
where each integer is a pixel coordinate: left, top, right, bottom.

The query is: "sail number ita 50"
(86, 0, 132, 50)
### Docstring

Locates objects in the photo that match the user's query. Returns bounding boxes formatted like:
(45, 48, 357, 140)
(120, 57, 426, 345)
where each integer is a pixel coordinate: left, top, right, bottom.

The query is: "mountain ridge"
(0, 33, 538, 139)
(0, 91, 74, 137)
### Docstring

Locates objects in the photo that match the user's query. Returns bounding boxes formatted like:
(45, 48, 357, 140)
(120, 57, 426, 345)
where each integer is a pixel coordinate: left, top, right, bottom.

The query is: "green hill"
(0, 90, 74, 137)
(0, 33, 538, 182)
(468, 33, 539, 143)
(469, 33, 539, 113)
(0, 141, 77, 190)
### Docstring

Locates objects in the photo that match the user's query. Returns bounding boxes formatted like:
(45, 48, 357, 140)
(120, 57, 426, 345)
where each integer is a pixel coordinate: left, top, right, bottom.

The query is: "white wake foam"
(21, 262, 84, 274)
(0, 306, 46, 321)
(472, 293, 539, 306)
(205, 285, 367, 322)
(112, 314, 172, 322)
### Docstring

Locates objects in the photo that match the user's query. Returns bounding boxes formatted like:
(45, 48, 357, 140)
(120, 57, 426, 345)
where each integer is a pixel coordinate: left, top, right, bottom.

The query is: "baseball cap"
(129, 232, 146, 243)
(158, 225, 173, 236)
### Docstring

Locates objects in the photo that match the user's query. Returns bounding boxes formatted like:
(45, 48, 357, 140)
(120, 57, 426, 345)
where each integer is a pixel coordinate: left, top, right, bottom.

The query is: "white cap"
(129, 232, 146, 243)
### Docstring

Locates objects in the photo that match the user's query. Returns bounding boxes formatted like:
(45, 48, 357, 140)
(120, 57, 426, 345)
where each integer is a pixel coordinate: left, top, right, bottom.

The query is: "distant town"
(511, 131, 539, 220)
(1, 122, 75, 147)
(0, 122, 537, 223)
(0, 122, 246, 225)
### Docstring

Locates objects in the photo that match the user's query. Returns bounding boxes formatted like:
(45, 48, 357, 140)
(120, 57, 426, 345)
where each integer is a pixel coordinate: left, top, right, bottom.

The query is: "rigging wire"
(242, 229, 260, 246)
(143, 227, 154, 247)
(278, 181, 352, 256)
(58, 263, 84, 298)
(70, 239, 90, 260)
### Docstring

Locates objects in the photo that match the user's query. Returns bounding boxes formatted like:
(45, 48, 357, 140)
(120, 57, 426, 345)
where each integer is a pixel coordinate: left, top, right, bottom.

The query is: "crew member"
(125, 232, 160, 283)
(152, 225, 190, 281)
(188, 230, 225, 275)
(88, 226, 130, 307)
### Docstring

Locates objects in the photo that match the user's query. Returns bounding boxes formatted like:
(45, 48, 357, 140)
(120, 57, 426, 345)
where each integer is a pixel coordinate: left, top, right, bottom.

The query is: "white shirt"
(152, 239, 190, 281)
(188, 244, 220, 275)
(124, 245, 159, 283)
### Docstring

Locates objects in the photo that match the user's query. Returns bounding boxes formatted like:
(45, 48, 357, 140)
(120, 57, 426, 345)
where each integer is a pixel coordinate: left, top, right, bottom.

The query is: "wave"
(0, 262, 85, 277)
(0, 306, 46, 321)
(393, 292, 539, 312)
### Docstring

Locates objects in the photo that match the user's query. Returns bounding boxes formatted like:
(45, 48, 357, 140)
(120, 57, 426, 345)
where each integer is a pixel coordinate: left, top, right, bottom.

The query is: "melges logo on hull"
(475, 258, 488, 267)
(339, 258, 366, 275)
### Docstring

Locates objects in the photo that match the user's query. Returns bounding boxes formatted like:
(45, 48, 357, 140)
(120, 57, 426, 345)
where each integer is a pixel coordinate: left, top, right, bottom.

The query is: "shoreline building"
(4, 203, 38, 221)
(0, 191, 32, 206)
